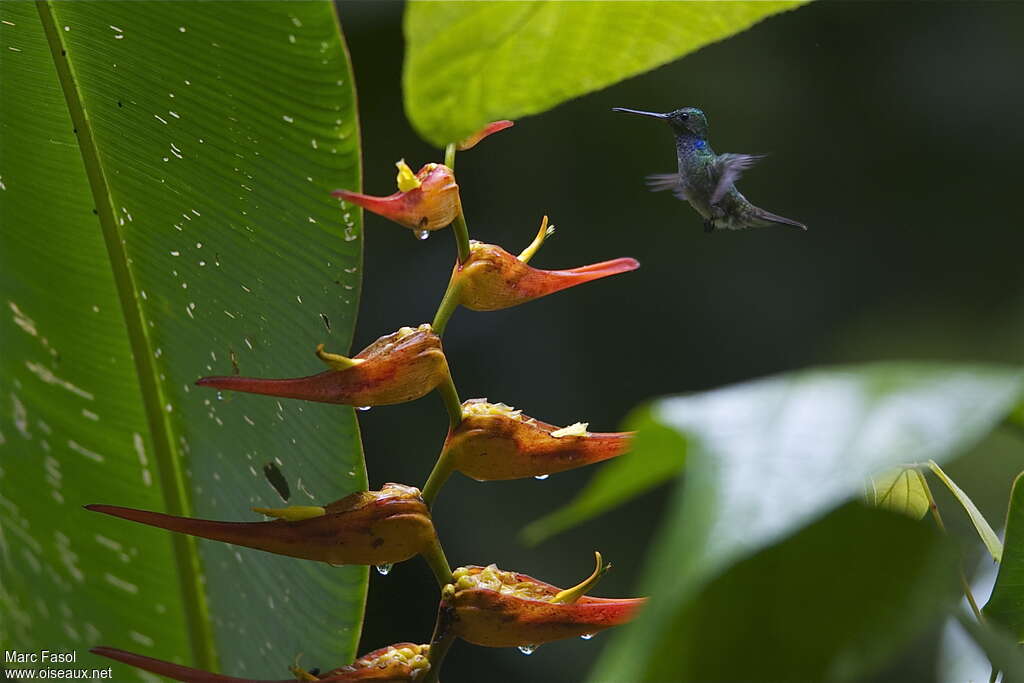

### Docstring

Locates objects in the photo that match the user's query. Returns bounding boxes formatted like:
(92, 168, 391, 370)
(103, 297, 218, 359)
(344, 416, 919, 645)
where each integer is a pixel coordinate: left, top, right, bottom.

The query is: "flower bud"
(86, 484, 436, 567)
(333, 161, 459, 235)
(444, 400, 632, 481)
(196, 324, 448, 407)
(451, 217, 639, 311)
(91, 643, 430, 682)
(457, 120, 514, 151)
(441, 553, 644, 648)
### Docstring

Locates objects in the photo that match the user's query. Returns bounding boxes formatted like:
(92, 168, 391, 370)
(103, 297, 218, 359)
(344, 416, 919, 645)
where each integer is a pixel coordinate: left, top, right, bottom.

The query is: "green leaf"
(531, 363, 1024, 542)
(522, 408, 687, 545)
(592, 504, 957, 682)
(928, 459, 1003, 562)
(403, 0, 808, 147)
(1, 1, 366, 677)
(867, 466, 931, 521)
(983, 472, 1024, 639)
(586, 363, 1023, 681)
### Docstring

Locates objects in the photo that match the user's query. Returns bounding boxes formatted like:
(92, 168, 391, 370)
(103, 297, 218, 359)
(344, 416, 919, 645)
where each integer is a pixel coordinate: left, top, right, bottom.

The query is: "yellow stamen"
(315, 343, 364, 371)
(253, 505, 326, 522)
(395, 159, 421, 192)
(517, 215, 555, 263)
(551, 551, 611, 604)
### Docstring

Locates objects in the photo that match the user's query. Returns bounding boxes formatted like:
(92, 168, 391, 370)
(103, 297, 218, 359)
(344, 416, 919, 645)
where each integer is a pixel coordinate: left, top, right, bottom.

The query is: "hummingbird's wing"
(645, 173, 688, 200)
(710, 154, 763, 205)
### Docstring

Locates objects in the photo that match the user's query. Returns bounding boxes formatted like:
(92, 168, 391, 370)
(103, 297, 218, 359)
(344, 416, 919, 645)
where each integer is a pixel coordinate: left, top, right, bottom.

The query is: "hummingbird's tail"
(751, 207, 807, 231)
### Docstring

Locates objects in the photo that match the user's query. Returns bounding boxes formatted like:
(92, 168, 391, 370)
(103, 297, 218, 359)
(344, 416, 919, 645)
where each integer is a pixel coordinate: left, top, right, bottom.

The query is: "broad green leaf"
(531, 363, 1024, 541)
(403, 1, 808, 147)
(928, 459, 1003, 562)
(587, 363, 1023, 681)
(1, 2, 366, 678)
(591, 504, 957, 682)
(984, 472, 1024, 639)
(522, 408, 687, 545)
(867, 466, 931, 520)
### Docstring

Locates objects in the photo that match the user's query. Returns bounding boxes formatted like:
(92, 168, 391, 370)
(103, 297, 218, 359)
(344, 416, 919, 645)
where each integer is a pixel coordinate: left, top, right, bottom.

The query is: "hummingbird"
(613, 106, 806, 233)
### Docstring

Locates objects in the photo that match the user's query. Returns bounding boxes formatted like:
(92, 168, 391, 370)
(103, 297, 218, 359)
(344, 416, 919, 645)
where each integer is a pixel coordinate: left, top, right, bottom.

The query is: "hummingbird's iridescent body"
(613, 106, 806, 233)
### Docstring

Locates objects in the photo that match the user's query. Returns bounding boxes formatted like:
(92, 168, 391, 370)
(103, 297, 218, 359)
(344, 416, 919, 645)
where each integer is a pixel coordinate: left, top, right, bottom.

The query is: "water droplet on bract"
(517, 644, 538, 656)
(216, 391, 223, 401)
(414, 229, 429, 241)
(374, 563, 393, 576)
(580, 633, 595, 640)
(356, 406, 371, 412)
(534, 474, 549, 481)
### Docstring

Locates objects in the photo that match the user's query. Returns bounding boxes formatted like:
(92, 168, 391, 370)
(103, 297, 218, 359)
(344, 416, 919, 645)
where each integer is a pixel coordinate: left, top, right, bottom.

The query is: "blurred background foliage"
(338, 1, 1024, 680)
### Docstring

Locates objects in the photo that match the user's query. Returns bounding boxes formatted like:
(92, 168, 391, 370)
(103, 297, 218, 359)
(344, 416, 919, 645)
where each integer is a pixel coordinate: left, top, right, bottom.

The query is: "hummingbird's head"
(665, 107, 708, 139)
(612, 106, 709, 140)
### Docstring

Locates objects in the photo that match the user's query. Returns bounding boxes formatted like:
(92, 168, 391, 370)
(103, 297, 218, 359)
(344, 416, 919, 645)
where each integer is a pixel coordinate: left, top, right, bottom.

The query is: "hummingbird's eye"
(678, 113, 689, 121)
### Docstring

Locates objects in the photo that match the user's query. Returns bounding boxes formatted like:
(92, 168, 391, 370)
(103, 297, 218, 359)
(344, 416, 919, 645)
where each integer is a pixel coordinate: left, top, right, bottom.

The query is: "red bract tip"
(456, 120, 514, 151)
(90, 647, 294, 682)
(91, 644, 430, 682)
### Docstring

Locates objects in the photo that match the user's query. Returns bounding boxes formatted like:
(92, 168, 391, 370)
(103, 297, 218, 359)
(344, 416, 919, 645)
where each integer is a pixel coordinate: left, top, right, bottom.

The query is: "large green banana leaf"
(0, 2, 366, 678)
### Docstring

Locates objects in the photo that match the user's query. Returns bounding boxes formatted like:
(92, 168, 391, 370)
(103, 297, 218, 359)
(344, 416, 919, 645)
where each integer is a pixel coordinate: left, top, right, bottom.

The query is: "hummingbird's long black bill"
(611, 107, 668, 119)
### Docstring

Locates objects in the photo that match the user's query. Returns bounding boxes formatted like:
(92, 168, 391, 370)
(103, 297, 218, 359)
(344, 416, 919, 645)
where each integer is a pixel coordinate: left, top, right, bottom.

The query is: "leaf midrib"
(35, 1, 216, 669)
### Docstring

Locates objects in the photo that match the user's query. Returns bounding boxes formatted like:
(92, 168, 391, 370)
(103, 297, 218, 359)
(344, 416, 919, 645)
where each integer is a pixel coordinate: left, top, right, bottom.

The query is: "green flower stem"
(431, 277, 462, 337)
(421, 534, 454, 586)
(444, 142, 472, 264)
(437, 368, 463, 431)
(421, 445, 456, 509)
(451, 211, 472, 265)
(423, 368, 462, 506)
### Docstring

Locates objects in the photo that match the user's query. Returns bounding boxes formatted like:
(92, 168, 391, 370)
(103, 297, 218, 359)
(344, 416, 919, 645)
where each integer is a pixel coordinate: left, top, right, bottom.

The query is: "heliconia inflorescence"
(91, 119, 646, 682)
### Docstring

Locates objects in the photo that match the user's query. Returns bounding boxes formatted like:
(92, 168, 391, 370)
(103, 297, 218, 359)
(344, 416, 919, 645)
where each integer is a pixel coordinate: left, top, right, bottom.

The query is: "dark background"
(335, 2, 1024, 681)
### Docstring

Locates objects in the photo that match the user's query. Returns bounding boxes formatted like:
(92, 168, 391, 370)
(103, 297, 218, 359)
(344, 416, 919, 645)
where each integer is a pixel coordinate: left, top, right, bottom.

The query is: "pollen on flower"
(550, 422, 589, 438)
(379, 482, 423, 499)
(394, 159, 421, 192)
(396, 323, 432, 340)
(362, 644, 430, 672)
(461, 399, 523, 420)
(452, 564, 553, 601)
